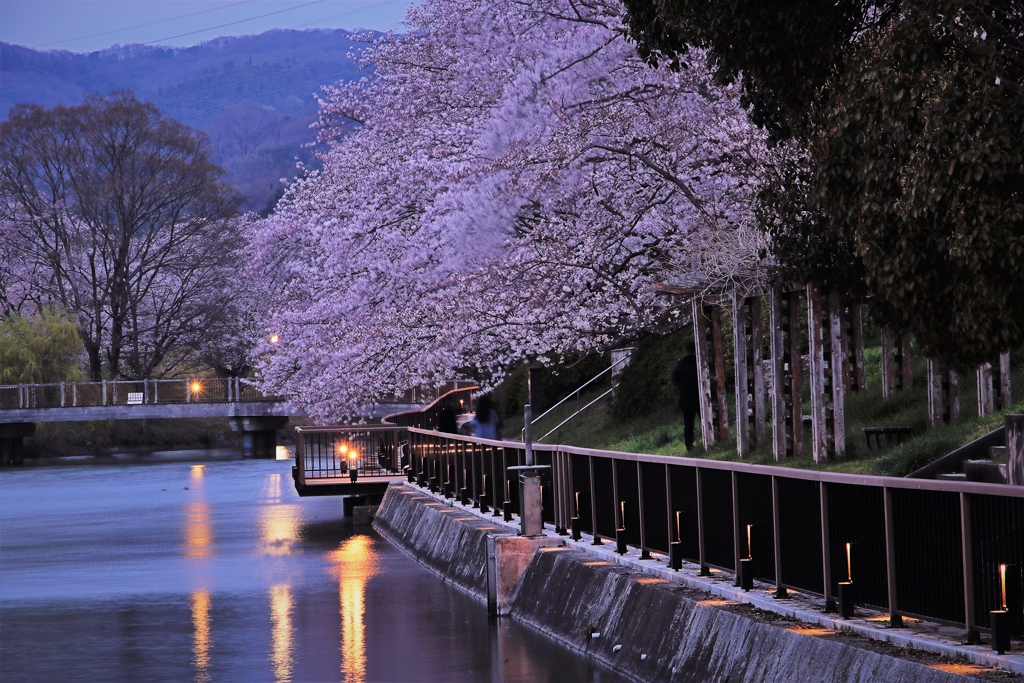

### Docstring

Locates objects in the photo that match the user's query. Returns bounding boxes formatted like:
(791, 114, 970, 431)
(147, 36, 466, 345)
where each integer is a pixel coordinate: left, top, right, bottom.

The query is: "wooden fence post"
(928, 359, 941, 427)
(786, 289, 804, 458)
(751, 297, 767, 447)
(692, 297, 716, 450)
(900, 334, 913, 390)
(807, 282, 828, 464)
(733, 292, 750, 456)
(710, 304, 730, 443)
(847, 303, 867, 392)
(882, 330, 896, 399)
(977, 363, 994, 417)
(995, 353, 1012, 411)
(828, 292, 846, 459)
(769, 284, 787, 461)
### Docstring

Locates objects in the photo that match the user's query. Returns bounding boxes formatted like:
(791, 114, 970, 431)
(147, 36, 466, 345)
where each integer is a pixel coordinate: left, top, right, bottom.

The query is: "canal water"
(0, 453, 628, 683)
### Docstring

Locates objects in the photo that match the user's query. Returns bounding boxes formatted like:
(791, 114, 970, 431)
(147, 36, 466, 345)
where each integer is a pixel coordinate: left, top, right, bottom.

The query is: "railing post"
(19, 384, 23, 409)
(73, 383, 77, 407)
(960, 492, 980, 643)
(296, 429, 306, 487)
(143, 379, 148, 404)
(696, 467, 709, 575)
(637, 461, 650, 559)
(589, 455, 601, 545)
(102, 381, 107, 406)
(732, 471, 741, 586)
(186, 379, 190, 404)
(60, 382, 65, 407)
(883, 487, 903, 626)
(611, 456, 620, 529)
(665, 464, 674, 550)
(820, 481, 836, 612)
(772, 476, 787, 598)
(153, 381, 158, 405)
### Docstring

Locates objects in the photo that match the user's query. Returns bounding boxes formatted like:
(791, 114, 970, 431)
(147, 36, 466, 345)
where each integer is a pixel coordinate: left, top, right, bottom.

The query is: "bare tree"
(0, 92, 240, 379)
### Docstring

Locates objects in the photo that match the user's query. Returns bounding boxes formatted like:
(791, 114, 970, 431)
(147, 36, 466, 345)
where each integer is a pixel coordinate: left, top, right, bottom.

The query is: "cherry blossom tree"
(249, 0, 776, 421)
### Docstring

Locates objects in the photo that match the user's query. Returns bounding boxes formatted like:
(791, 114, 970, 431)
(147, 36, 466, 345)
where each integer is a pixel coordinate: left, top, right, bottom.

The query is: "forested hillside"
(1, 30, 367, 213)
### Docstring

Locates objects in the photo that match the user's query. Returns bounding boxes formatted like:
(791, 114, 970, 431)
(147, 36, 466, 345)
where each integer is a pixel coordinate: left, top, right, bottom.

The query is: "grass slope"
(517, 345, 1023, 476)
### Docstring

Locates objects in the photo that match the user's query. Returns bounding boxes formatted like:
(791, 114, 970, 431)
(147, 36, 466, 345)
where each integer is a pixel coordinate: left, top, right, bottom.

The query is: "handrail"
(537, 387, 614, 442)
(528, 353, 630, 427)
(521, 352, 631, 442)
(389, 426, 1023, 638)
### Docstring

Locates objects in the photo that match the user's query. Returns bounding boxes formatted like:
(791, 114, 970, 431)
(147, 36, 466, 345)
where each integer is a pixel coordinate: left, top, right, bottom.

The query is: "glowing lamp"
(269, 334, 280, 344)
(190, 381, 202, 394)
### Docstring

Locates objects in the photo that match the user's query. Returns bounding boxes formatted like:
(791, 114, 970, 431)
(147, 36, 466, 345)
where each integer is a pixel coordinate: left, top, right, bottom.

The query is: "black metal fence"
(296, 425, 409, 482)
(383, 386, 477, 429)
(399, 429, 1023, 636)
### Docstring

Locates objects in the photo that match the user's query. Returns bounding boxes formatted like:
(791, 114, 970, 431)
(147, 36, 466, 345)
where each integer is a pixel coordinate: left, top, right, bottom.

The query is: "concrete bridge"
(0, 378, 465, 465)
(0, 378, 304, 463)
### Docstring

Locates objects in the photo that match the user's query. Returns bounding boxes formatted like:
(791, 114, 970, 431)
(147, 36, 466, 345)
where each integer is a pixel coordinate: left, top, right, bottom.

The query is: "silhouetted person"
(672, 341, 700, 451)
(438, 405, 458, 434)
(466, 393, 503, 440)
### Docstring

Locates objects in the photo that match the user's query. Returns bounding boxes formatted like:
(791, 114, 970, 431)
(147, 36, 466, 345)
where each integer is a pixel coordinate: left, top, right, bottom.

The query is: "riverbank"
(375, 482, 1023, 682)
(19, 417, 311, 458)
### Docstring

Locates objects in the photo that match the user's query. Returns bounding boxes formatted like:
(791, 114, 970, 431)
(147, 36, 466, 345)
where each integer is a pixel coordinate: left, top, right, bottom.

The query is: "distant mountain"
(1, 30, 369, 214)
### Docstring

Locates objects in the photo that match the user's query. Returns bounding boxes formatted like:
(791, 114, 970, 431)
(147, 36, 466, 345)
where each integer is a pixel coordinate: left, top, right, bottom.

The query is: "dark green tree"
(811, 2, 1024, 367)
(623, 0, 1024, 368)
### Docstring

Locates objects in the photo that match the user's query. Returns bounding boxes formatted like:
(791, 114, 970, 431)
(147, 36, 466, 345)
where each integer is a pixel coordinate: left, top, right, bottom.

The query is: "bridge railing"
(0, 378, 279, 410)
(398, 428, 1023, 639)
(382, 385, 478, 429)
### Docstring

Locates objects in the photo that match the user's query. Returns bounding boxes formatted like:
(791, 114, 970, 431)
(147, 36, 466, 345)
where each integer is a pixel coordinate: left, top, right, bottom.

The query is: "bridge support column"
(0, 423, 36, 466)
(230, 417, 288, 458)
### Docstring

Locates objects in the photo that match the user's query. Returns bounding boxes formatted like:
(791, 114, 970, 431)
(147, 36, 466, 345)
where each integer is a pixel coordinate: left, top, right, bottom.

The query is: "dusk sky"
(0, 0, 413, 53)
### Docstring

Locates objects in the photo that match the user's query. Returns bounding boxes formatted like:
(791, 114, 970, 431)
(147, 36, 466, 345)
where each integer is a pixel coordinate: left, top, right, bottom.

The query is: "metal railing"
(293, 385, 480, 487)
(527, 353, 632, 442)
(392, 429, 1023, 637)
(382, 385, 478, 429)
(295, 425, 410, 484)
(0, 378, 279, 410)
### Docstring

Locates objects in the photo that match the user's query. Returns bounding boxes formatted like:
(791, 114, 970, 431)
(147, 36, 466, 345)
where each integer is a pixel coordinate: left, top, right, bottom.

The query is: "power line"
(291, 0, 406, 29)
(141, 0, 331, 46)
(31, 0, 260, 49)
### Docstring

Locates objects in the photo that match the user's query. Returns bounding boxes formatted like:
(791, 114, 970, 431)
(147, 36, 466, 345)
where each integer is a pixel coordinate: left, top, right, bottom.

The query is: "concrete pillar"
(1007, 415, 1024, 487)
(0, 423, 36, 466)
(230, 416, 288, 458)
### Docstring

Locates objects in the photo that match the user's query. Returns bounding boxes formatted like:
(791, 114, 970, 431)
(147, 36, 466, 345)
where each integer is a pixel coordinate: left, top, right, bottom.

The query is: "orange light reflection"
(269, 584, 293, 683)
(327, 535, 380, 683)
(191, 591, 212, 683)
(184, 502, 212, 559)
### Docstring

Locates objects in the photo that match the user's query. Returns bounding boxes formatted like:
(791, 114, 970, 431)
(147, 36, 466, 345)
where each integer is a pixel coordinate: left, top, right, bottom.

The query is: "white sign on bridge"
(127, 392, 144, 405)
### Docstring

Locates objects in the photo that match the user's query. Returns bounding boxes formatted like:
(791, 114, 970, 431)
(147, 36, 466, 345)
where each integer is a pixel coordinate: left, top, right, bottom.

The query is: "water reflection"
(328, 535, 378, 683)
(269, 584, 294, 683)
(184, 466, 212, 558)
(260, 475, 299, 556)
(191, 590, 212, 683)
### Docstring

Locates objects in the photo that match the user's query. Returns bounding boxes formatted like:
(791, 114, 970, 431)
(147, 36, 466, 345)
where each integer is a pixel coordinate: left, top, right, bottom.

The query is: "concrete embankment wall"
(510, 548, 964, 683)
(374, 484, 969, 683)
(373, 486, 500, 599)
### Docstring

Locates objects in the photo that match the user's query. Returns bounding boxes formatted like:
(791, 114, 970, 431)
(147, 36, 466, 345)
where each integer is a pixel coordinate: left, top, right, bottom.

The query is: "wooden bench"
(862, 426, 914, 451)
